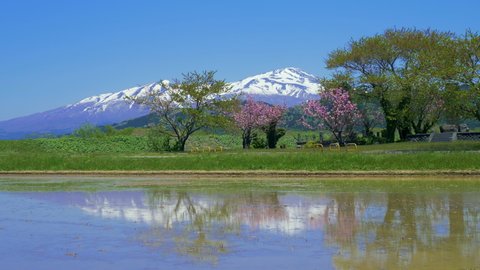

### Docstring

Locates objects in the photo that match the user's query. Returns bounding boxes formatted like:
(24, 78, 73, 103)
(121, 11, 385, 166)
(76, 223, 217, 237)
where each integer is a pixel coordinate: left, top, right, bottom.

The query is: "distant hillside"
(111, 104, 309, 131)
(112, 113, 159, 129)
(0, 67, 320, 139)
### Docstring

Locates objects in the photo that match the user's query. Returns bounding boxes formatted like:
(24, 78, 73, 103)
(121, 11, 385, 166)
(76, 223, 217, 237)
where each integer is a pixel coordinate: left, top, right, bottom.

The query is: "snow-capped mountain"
(0, 67, 320, 139)
(0, 84, 159, 139)
(229, 67, 320, 105)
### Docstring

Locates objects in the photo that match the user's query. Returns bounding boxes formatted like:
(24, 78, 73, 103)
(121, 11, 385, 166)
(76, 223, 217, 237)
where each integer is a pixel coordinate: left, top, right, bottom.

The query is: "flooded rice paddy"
(0, 177, 479, 269)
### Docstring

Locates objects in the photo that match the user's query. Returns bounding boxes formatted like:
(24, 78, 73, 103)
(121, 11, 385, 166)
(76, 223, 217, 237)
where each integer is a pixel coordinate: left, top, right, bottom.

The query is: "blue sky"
(1, 0, 479, 120)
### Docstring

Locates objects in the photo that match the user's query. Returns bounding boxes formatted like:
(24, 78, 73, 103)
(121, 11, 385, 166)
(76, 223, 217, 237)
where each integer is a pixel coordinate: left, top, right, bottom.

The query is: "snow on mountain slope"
(0, 67, 320, 139)
(0, 84, 159, 139)
(229, 67, 320, 104)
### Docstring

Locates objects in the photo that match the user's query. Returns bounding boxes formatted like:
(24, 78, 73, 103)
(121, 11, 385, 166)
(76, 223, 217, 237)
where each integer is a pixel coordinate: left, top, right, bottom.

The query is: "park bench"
(329, 142, 340, 150)
(345, 143, 358, 151)
(314, 143, 324, 151)
(327, 142, 357, 151)
(190, 146, 224, 153)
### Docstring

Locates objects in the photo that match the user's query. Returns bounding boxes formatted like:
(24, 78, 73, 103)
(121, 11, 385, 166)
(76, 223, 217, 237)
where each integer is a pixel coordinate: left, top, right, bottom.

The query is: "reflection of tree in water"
(228, 191, 288, 230)
(325, 193, 357, 245)
(136, 190, 287, 264)
(122, 189, 480, 267)
(326, 192, 480, 270)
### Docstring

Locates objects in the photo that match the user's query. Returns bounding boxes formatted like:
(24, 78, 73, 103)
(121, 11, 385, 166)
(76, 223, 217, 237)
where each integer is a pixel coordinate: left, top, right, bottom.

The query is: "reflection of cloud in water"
(77, 193, 328, 235)
(14, 190, 480, 268)
(81, 196, 212, 228)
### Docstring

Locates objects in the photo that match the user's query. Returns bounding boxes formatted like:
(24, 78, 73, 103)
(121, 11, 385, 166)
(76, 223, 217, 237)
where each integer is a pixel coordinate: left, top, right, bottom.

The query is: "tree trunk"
(336, 131, 344, 145)
(412, 118, 435, 134)
(242, 129, 251, 149)
(363, 122, 373, 138)
(265, 122, 277, 149)
(398, 125, 411, 141)
(380, 97, 397, 143)
(177, 138, 187, 152)
(385, 118, 397, 143)
(419, 123, 434, 134)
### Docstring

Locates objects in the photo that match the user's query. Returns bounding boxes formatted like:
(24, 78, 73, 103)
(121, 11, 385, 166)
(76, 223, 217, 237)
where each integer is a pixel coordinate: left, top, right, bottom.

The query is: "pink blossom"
(302, 88, 361, 144)
(234, 97, 285, 148)
(234, 97, 269, 130)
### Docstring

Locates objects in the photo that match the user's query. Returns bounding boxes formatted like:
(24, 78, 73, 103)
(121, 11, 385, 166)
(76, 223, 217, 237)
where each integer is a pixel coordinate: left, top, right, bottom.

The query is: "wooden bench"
(191, 146, 224, 153)
(329, 143, 340, 150)
(345, 143, 358, 151)
(314, 143, 324, 151)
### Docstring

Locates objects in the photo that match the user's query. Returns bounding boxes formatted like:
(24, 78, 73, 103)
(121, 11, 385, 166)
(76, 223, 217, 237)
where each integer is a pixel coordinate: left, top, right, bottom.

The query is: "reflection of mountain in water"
(76, 191, 329, 235)
(21, 190, 480, 267)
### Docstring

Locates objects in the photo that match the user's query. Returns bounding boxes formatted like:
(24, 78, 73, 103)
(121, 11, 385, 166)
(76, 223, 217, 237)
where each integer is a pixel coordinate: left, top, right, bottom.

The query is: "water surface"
(0, 179, 479, 269)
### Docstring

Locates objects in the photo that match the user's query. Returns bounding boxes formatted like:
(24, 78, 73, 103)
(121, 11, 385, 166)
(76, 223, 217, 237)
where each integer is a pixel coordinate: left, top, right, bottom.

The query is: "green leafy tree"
(326, 28, 455, 141)
(129, 71, 238, 151)
(447, 30, 480, 121)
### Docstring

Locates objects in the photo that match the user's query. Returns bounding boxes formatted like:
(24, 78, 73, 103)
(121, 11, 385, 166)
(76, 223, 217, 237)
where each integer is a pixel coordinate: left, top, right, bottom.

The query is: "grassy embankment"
(0, 134, 480, 172)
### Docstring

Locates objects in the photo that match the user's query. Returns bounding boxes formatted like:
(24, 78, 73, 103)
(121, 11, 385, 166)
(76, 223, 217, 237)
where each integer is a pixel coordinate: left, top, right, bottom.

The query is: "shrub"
(72, 124, 105, 139)
(146, 128, 174, 152)
(304, 141, 318, 148)
(251, 132, 267, 149)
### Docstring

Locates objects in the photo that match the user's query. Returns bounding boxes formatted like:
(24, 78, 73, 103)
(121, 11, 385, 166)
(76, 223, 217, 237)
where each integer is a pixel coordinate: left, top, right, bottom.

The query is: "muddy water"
(0, 183, 479, 269)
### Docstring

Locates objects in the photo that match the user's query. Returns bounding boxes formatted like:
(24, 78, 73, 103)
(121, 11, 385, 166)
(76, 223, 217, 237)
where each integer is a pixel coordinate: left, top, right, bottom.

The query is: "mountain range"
(0, 67, 320, 139)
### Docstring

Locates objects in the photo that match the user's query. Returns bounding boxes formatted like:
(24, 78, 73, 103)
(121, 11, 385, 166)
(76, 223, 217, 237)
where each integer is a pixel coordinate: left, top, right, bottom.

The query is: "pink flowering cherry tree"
(234, 97, 269, 149)
(302, 88, 361, 145)
(234, 97, 285, 149)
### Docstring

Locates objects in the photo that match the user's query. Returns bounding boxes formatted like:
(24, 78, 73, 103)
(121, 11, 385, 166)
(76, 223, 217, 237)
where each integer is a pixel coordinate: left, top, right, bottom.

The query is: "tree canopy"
(128, 71, 237, 151)
(325, 28, 461, 141)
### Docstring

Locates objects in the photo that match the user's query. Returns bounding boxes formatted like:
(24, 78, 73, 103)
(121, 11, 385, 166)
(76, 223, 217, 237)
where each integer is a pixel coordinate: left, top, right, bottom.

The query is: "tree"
(321, 74, 385, 138)
(234, 98, 285, 149)
(302, 88, 361, 145)
(263, 105, 286, 149)
(401, 80, 444, 134)
(128, 71, 237, 151)
(326, 28, 456, 141)
(447, 30, 480, 121)
(234, 97, 270, 149)
(357, 101, 385, 138)
(282, 105, 308, 130)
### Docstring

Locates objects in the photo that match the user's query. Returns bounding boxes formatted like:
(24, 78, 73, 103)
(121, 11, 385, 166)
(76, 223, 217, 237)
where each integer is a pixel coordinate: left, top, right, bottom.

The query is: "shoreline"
(1, 170, 480, 179)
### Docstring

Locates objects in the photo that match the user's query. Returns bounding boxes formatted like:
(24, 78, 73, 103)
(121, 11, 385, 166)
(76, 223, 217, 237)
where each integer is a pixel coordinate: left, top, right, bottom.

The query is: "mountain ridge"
(0, 67, 320, 139)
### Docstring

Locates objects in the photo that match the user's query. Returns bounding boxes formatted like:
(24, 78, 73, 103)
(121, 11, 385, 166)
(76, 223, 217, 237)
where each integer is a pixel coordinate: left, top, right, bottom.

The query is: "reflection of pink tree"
(324, 194, 357, 245)
(302, 88, 361, 145)
(232, 193, 288, 230)
(234, 97, 285, 149)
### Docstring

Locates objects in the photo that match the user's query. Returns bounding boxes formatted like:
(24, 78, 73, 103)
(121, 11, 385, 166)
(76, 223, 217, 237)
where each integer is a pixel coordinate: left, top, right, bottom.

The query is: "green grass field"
(0, 134, 480, 171)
